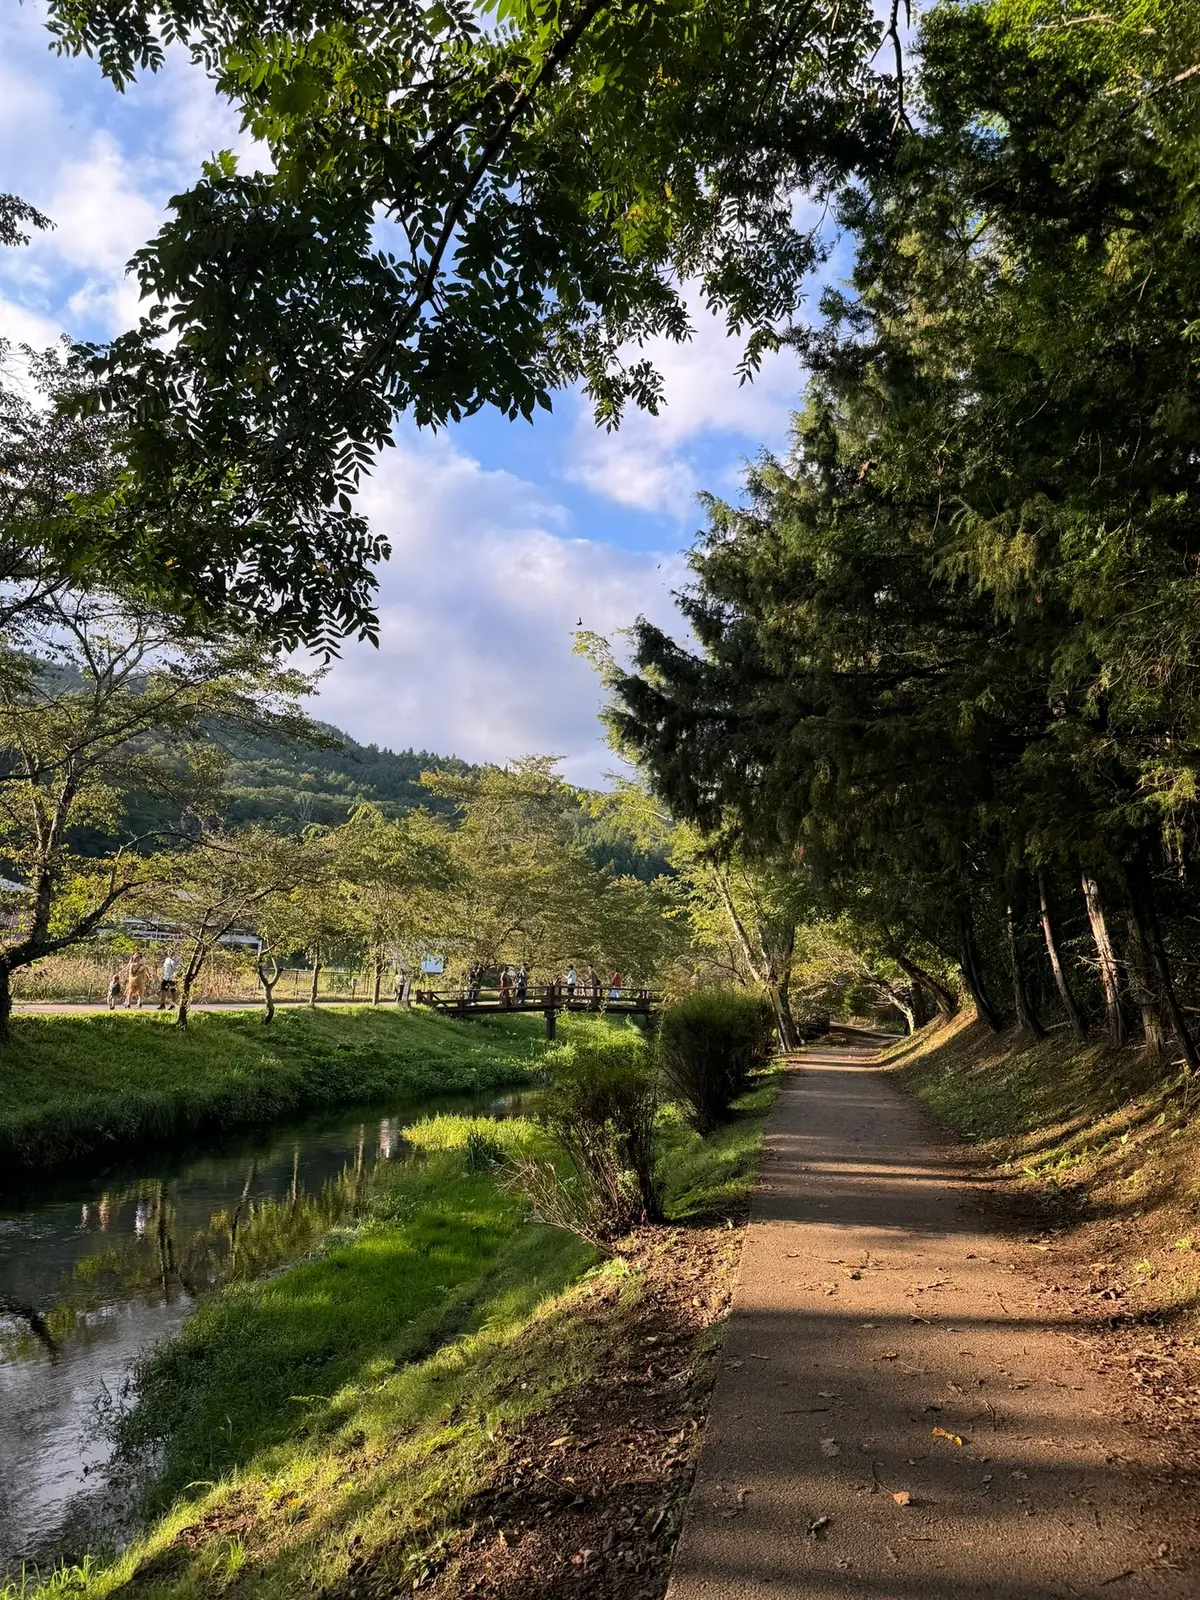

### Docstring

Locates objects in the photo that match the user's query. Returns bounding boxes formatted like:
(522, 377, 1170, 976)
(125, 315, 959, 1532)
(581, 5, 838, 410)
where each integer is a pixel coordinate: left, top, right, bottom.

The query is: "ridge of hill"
(113, 723, 669, 881)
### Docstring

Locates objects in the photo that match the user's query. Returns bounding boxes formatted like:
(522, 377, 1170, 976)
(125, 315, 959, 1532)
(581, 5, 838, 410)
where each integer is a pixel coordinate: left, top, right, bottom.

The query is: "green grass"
(0, 1007, 546, 1187)
(13, 1057, 784, 1599)
(885, 1010, 1186, 1150)
(659, 1065, 784, 1218)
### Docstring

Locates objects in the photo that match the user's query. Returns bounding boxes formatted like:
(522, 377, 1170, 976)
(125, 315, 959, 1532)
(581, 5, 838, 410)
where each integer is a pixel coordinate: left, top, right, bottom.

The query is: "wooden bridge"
(412, 982, 659, 1039)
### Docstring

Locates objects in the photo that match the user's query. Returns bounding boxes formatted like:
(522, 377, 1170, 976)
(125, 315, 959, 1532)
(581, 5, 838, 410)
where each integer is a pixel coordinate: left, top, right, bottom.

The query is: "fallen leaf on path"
(892, 1490, 913, 1506)
(844, 1269, 862, 1280)
(880, 1351, 900, 1360)
(725, 1359, 744, 1369)
(820, 1438, 841, 1457)
(808, 1516, 832, 1541)
(737, 1488, 751, 1506)
(931, 1427, 964, 1446)
(817, 1391, 840, 1399)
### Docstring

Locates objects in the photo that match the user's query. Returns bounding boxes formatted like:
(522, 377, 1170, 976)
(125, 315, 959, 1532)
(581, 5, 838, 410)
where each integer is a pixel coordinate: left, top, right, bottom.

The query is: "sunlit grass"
(0, 1008, 545, 1182)
(18, 1052, 783, 1597)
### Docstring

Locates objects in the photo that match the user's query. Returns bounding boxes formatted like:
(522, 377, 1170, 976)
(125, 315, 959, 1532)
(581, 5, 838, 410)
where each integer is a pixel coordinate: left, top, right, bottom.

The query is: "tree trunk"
(372, 948, 383, 1005)
(257, 955, 279, 1025)
(1124, 907, 1167, 1059)
(893, 953, 958, 1022)
(956, 909, 1003, 1032)
(0, 961, 12, 1045)
(1081, 871, 1127, 1046)
(1006, 897, 1045, 1037)
(177, 941, 209, 1031)
(908, 978, 935, 1029)
(309, 948, 321, 1008)
(1037, 871, 1085, 1039)
(767, 979, 798, 1051)
(1124, 848, 1200, 1072)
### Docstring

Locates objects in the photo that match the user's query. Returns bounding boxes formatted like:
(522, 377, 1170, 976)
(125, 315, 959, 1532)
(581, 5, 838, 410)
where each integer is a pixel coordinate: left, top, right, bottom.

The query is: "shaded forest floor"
(887, 1015, 1200, 1452)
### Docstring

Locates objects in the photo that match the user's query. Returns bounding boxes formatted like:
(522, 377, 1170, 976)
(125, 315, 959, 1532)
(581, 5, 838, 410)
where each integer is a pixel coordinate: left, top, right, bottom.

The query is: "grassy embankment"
(17, 1056, 781, 1600)
(0, 1007, 546, 1187)
(885, 1011, 1200, 1336)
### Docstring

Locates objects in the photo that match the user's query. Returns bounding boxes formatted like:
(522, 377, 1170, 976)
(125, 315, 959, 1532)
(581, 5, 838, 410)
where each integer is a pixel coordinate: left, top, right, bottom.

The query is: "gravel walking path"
(666, 1045, 1197, 1599)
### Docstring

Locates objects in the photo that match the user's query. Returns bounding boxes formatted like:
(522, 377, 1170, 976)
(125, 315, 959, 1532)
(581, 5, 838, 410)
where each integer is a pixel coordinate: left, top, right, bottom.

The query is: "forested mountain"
(215, 726, 476, 828)
(107, 722, 668, 882)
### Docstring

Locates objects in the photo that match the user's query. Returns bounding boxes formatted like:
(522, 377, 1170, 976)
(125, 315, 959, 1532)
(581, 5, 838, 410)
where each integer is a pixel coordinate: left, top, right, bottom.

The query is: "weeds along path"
(666, 1045, 1199, 1600)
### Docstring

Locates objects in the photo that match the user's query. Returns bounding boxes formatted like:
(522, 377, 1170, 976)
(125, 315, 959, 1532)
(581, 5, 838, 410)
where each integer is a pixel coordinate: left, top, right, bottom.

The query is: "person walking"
(515, 963, 528, 1003)
(106, 968, 122, 1010)
(124, 951, 147, 1009)
(609, 970, 622, 1002)
(499, 966, 513, 1009)
(157, 951, 179, 1010)
(566, 966, 578, 1001)
(586, 964, 601, 1010)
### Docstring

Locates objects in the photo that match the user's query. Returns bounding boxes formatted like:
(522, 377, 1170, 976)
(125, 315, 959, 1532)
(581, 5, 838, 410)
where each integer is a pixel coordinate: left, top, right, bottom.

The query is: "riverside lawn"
(0, 1008, 546, 1189)
(13, 1049, 782, 1600)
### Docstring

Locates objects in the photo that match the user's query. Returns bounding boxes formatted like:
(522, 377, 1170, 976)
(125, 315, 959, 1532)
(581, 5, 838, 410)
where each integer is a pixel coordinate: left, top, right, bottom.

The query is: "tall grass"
(12, 945, 402, 1005)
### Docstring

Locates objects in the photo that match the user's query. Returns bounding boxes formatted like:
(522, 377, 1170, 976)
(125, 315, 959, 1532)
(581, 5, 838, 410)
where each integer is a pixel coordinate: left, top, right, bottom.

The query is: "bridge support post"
(544, 980, 558, 1041)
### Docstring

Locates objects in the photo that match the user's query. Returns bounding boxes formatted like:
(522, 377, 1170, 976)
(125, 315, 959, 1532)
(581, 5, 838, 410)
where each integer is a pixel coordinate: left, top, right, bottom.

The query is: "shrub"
(657, 988, 776, 1133)
(507, 1030, 662, 1244)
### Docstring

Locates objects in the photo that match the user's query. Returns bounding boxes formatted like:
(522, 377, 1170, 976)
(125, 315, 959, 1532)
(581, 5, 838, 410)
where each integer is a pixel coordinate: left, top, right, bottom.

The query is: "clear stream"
(0, 1083, 537, 1577)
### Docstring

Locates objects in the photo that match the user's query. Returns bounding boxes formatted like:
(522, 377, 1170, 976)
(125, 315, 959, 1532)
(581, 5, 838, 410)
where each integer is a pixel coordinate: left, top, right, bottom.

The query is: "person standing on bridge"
(609, 970, 622, 1002)
(586, 964, 601, 1010)
(515, 963, 528, 1003)
(566, 966, 577, 1000)
(499, 966, 513, 1008)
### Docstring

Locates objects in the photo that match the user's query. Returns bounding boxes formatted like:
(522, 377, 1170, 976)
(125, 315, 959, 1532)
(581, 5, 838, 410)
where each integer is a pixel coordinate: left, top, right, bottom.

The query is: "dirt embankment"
(891, 1015, 1200, 1454)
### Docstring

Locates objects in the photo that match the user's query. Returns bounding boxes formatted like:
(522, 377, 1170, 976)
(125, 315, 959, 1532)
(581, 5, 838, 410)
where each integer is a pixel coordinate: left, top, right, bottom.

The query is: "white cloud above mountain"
(310, 435, 686, 784)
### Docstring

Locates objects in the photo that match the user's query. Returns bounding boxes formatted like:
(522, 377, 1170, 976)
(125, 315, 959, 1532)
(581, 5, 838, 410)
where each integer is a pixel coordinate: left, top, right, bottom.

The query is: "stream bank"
(0, 1007, 544, 1188)
(0, 1080, 540, 1578)
(13, 1066, 781, 1599)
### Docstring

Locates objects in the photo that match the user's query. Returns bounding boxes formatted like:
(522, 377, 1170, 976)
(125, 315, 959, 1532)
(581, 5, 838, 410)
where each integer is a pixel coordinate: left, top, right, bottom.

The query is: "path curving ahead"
(667, 1046, 1197, 1600)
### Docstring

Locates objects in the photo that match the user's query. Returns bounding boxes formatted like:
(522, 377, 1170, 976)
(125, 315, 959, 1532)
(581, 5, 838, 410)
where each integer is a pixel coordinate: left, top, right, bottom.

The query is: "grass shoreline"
(0, 1007, 546, 1192)
(15, 1062, 783, 1599)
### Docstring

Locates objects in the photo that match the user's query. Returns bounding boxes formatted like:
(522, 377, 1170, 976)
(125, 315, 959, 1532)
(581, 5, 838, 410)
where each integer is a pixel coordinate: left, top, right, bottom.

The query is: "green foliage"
(531, 1026, 662, 1232)
(658, 1063, 783, 1218)
(421, 756, 682, 980)
(112, 1150, 530, 1507)
(657, 987, 775, 1133)
(33, 0, 902, 643)
(0, 1007, 542, 1185)
(607, 0, 1200, 1061)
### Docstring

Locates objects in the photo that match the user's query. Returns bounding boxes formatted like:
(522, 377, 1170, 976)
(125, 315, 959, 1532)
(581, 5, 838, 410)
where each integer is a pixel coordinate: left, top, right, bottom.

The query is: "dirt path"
(666, 1046, 1198, 1600)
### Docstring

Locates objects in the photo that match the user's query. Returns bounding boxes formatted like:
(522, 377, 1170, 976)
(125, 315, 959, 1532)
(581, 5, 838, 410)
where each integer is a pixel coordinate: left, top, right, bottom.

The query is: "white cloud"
(0, 294, 64, 349)
(310, 435, 687, 784)
(568, 291, 803, 517)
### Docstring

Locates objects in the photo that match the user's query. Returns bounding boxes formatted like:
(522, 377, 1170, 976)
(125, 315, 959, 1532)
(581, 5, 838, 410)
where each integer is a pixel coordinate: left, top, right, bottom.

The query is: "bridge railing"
(413, 982, 657, 1011)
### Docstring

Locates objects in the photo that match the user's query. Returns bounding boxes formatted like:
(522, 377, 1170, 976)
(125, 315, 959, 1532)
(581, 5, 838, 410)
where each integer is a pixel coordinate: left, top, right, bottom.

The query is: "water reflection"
(0, 1086, 533, 1577)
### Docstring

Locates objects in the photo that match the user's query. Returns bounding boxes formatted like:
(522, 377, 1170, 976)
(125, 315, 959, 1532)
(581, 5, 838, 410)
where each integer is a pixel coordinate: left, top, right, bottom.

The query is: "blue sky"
(0, 0, 817, 784)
